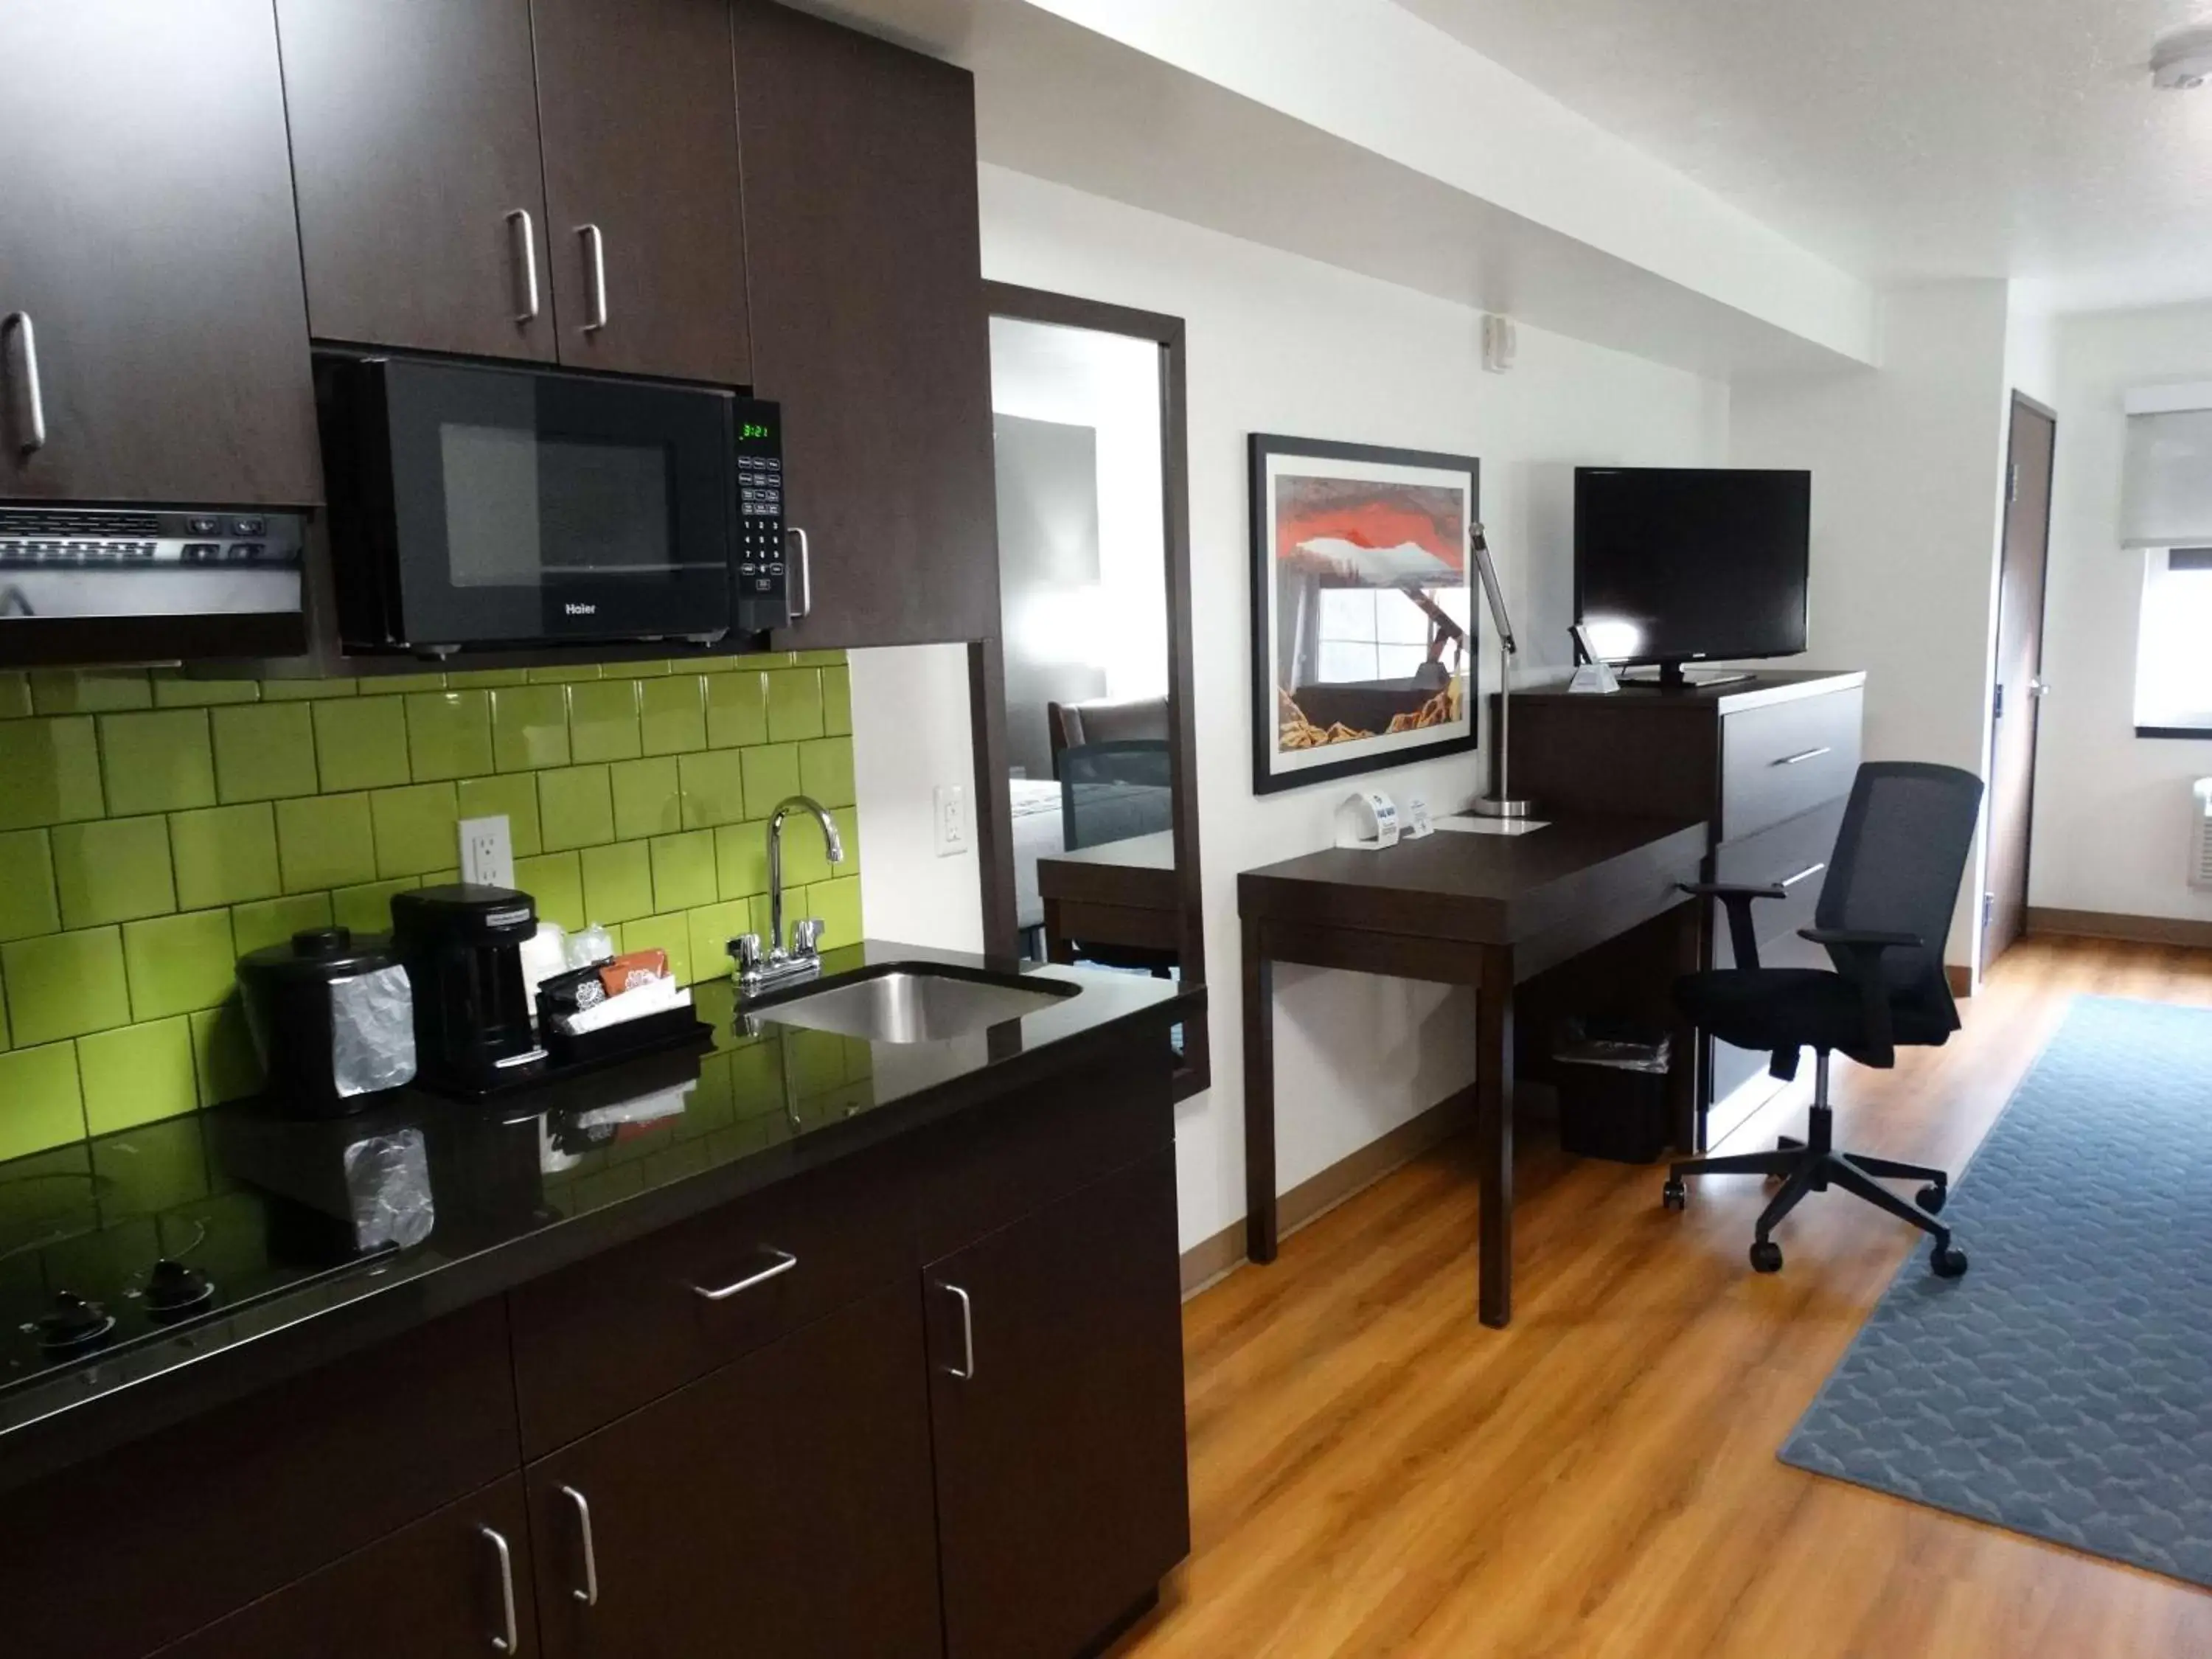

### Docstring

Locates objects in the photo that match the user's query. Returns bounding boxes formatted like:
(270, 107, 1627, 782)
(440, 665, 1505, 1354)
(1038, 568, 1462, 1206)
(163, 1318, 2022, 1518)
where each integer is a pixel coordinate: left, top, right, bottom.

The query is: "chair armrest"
(1797, 928, 1926, 1065)
(1678, 881, 1787, 972)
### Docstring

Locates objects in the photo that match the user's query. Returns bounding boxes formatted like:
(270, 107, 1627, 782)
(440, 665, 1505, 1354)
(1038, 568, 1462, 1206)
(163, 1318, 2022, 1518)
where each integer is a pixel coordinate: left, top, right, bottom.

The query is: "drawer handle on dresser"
(942, 1283, 975, 1380)
(479, 1526, 518, 1654)
(560, 1485, 600, 1607)
(690, 1248, 798, 1302)
(4, 313, 46, 454)
(1778, 862, 1826, 888)
(1770, 745, 1833, 768)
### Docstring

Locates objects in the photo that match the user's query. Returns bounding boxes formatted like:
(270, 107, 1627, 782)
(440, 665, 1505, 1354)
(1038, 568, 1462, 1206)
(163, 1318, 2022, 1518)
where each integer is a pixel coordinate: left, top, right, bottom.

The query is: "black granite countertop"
(0, 942, 1192, 1491)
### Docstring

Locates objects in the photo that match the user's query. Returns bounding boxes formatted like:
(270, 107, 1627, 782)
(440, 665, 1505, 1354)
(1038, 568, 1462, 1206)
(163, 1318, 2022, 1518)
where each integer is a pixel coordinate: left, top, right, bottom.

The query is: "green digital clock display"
(740, 421, 773, 442)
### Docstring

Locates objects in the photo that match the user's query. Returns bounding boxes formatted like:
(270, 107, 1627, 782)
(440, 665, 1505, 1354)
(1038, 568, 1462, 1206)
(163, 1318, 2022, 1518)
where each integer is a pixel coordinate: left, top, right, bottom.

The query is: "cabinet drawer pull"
(1770, 745, 1832, 768)
(560, 1484, 600, 1607)
(505, 209, 540, 324)
(1778, 862, 1826, 888)
(689, 1248, 797, 1302)
(480, 1526, 518, 1654)
(577, 223, 609, 332)
(788, 526, 813, 621)
(4, 313, 46, 454)
(942, 1282, 975, 1380)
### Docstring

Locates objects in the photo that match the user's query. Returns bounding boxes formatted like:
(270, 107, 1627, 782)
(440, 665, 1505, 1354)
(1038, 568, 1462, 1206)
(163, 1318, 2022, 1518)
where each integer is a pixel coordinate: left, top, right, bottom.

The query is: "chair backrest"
(1060, 739, 1174, 850)
(1048, 696, 1171, 776)
(1815, 761, 1985, 1022)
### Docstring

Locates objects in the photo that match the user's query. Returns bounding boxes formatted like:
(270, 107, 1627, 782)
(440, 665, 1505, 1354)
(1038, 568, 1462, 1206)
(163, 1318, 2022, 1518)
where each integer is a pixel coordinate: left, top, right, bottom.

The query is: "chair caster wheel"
(1916, 1183, 1947, 1214)
(1930, 1242, 1969, 1279)
(1749, 1239, 1783, 1273)
(1661, 1180, 1686, 1211)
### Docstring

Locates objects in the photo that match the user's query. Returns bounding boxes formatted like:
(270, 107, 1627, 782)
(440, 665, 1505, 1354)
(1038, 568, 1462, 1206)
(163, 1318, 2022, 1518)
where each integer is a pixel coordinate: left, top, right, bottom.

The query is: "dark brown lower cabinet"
(926, 1148, 1191, 1659)
(526, 1282, 943, 1658)
(155, 1478, 538, 1658)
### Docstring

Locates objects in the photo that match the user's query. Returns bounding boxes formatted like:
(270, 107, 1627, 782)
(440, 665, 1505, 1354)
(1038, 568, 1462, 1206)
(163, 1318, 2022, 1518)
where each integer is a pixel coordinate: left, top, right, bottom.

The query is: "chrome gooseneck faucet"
(730, 794, 845, 995)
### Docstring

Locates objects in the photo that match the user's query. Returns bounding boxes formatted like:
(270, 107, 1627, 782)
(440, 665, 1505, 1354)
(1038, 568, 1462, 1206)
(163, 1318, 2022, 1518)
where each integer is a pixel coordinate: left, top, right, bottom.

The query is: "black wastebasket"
(1554, 1019, 1672, 1165)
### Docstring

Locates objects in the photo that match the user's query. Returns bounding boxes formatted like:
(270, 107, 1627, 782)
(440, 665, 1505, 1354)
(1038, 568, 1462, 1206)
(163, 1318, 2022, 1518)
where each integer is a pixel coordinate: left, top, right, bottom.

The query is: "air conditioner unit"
(2194, 779, 2212, 889)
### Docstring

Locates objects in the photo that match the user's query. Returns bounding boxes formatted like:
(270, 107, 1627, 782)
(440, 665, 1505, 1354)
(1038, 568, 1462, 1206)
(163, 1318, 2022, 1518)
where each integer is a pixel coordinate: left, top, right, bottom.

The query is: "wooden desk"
(1238, 814, 1708, 1327)
(1037, 830, 1180, 963)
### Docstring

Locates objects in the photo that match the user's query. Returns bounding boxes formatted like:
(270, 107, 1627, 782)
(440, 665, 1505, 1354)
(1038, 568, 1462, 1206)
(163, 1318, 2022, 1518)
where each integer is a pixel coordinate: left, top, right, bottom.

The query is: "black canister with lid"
(235, 927, 419, 1116)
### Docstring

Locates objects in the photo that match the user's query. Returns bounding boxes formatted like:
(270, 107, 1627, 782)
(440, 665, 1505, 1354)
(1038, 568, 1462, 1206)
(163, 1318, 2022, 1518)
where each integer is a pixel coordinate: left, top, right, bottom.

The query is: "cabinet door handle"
(1771, 745, 1832, 768)
(560, 1484, 600, 1607)
(787, 526, 812, 621)
(689, 1248, 797, 1302)
(1778, 862, 1826, 888)
(4, 312, 46, 455)
(577, 223, 609, 332)
(505, 209, 540, 325)
(479, 1526, 519, 1654)
(941, 1282, 975, 1380)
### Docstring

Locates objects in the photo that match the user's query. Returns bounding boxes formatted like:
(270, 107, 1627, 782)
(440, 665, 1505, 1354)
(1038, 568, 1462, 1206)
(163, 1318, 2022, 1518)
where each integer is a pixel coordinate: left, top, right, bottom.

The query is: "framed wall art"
(1248, 434, 1480, 795)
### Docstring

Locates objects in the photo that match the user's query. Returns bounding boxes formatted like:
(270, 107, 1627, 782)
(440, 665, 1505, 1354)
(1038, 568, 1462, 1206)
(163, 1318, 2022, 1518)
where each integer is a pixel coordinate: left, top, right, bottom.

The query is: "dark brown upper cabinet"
(0, 1, 321, 506)
(277, 0, 750, 386)
(533, 0, 751, 384)
(275, 0, 557, 363)
(734, 0, 1001, 648)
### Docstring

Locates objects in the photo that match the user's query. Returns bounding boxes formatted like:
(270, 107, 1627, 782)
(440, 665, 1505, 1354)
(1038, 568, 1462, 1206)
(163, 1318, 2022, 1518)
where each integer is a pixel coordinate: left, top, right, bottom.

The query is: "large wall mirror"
(979, 282, 1208, 1095)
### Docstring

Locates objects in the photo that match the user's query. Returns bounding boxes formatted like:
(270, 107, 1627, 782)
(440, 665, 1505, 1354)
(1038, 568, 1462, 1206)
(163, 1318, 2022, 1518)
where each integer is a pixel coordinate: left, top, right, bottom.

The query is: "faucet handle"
(790, 917, 826, 958)
(728, 933, 764, 974)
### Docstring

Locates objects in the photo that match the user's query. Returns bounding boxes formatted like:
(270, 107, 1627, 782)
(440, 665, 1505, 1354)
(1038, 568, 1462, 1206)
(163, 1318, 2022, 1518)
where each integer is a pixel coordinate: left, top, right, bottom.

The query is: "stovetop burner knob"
(34, 1291, 116, 1354)
(143, 1257, 215, 1318)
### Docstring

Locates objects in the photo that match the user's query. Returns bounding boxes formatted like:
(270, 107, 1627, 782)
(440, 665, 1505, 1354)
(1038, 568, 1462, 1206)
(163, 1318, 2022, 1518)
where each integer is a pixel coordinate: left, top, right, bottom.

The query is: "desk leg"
(1668, 897, 1703, 1153)
(1042, 896, 1076, 965)
(1243, 916, 1278, 1263)
(1475, 945, 1514, 1328)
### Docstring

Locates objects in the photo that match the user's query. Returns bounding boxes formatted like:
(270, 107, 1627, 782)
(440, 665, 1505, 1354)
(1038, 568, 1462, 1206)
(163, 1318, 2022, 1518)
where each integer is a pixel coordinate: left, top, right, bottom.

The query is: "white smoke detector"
(2152, 27, 2212, 89)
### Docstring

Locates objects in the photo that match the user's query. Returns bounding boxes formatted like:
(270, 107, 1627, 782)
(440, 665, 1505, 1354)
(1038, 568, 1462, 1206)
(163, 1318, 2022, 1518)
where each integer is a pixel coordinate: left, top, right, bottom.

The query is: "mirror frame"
(971, 281, 1208, 1097)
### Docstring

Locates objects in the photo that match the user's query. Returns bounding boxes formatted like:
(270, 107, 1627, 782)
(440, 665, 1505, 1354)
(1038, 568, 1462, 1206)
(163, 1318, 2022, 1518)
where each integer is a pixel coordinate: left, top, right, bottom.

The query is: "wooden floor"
(1115, 936, 2212, 1658)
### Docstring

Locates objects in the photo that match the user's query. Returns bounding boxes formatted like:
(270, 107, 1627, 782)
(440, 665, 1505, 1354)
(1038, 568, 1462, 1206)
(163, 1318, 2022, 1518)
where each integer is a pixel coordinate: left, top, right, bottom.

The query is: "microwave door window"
(440, 424, 678, 588)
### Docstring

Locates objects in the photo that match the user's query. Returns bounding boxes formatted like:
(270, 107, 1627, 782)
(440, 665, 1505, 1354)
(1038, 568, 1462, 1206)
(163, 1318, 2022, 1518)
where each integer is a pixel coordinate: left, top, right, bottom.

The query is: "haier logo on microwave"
(565, 602, 598, 617)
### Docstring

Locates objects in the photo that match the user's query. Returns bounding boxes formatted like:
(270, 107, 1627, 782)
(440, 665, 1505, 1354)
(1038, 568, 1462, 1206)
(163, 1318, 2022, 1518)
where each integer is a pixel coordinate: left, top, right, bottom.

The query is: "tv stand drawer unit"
(1505, 670, 1866, 1144)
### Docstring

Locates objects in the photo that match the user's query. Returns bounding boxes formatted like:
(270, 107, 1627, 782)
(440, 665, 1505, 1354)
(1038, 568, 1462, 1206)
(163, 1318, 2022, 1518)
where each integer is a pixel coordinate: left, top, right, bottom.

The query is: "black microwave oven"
(315, 352, 790, 655)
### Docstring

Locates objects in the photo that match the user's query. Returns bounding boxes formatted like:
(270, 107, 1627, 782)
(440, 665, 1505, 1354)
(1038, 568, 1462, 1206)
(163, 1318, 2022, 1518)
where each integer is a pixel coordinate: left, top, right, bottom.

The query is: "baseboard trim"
(1178, 1088, 1475, 1298)
(2025, 906, 2212, 950)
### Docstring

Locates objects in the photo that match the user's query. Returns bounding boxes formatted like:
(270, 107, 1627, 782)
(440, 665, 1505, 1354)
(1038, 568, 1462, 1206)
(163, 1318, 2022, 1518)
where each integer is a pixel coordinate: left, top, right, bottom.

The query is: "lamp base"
(1471, 796, 1535, 819)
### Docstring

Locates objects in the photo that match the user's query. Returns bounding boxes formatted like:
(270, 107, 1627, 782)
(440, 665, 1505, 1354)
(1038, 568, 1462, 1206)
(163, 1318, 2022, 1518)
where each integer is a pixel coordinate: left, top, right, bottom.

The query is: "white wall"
(853, 164, 1728, 1252)
(2030, 303, 2212, 923)
(849, 644, 987, 950)
(1730, 282, 2015, 972)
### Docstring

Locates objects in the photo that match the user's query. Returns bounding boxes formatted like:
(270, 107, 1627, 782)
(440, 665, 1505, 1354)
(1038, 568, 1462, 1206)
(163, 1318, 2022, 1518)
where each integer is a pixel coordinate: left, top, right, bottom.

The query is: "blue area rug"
(1781, 996, 2212, 1587)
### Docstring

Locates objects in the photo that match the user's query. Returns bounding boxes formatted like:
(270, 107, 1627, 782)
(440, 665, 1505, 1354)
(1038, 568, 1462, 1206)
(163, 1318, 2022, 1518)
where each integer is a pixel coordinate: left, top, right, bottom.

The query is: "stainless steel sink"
(757, 966, 1076, 1043)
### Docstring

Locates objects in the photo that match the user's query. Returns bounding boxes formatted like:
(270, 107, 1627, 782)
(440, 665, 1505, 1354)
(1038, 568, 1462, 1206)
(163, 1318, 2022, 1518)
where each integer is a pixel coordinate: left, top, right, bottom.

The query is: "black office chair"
(1663, 761, 1984, 1279)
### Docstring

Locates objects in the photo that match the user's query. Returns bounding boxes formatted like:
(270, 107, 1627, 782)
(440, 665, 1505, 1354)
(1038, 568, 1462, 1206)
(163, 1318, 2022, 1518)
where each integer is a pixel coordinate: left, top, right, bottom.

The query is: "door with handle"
(0, 1, 321, 504)
(153, 1478, 540, 1658)
(276, 0, 557, 364)
(526, 1284, 939, 1659)
(531, 0, 750, 383)
(925, 1150, 1189, 1659)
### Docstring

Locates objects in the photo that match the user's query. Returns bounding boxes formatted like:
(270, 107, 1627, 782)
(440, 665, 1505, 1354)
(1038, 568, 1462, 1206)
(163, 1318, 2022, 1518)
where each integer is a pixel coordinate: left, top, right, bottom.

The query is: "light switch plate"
(458, 814, 515, 889)
(933, 784, 969, 858)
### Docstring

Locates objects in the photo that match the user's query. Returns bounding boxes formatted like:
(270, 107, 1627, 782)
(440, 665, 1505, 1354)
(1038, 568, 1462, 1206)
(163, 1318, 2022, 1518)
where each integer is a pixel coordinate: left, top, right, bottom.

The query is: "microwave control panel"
(733, 398, 788, 634)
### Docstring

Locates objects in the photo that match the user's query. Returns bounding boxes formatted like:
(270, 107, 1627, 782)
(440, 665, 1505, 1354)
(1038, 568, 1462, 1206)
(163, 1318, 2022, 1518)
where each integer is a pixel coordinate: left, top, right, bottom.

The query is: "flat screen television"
(1573, 467, 1811, 686)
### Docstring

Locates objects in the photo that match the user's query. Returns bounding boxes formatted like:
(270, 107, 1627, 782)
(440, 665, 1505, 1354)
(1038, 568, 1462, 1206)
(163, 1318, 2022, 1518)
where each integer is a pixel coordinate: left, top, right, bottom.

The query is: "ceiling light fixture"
(2152, 26, 2212, 89)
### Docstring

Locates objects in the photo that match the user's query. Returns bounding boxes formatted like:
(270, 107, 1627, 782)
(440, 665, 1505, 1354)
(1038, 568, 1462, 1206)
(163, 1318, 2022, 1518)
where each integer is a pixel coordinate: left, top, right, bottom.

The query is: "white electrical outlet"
(459, 814, 515, 889)
(933, 784, 970, 857)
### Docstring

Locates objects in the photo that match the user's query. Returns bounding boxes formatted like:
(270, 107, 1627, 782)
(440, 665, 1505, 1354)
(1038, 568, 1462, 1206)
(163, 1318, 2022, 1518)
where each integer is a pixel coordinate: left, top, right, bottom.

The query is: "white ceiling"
(1396, 0, 2212, 311)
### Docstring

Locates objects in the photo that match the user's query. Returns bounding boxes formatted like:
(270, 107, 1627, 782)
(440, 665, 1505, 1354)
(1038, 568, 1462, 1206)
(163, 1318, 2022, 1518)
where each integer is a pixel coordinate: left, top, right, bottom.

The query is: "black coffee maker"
(389, 886, 544, 1096)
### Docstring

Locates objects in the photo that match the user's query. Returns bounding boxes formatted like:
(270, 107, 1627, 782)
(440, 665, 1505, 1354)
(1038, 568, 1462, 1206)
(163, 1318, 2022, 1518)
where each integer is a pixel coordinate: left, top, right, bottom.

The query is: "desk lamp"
(1470, 523, 1534, 818)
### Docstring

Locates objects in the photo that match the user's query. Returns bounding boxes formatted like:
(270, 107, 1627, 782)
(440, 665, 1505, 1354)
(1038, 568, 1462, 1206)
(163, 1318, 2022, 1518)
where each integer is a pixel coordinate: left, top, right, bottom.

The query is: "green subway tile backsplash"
(0, 656, 861, 1160)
